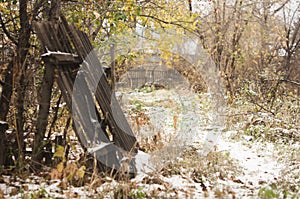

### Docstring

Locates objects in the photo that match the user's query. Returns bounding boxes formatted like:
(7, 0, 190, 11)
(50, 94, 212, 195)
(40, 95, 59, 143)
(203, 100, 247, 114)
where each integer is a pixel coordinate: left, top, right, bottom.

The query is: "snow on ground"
(118, 88, 290, 198)
(0, 88, 298, 198)
(131, 134, 287, 198)
(218, 137, 283, 185)
(216, 135, 286, 197)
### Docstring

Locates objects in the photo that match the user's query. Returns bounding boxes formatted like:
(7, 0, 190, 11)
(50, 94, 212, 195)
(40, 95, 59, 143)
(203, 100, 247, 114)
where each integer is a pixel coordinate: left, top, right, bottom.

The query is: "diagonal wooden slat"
(33, 17, 138, 175)
(59, 16, 138, 153)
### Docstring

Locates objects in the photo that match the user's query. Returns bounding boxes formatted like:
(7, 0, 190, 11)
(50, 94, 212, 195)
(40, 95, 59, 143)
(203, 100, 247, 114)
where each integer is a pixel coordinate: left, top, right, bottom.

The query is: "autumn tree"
(1, 0, 298, 173)
(193, 0, 299, 110)
(0, 0, 43, 168)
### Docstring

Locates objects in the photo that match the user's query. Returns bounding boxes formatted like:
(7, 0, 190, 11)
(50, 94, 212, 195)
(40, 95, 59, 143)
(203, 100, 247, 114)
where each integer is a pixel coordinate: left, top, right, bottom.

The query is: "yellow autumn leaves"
(50, 145, 86, 184)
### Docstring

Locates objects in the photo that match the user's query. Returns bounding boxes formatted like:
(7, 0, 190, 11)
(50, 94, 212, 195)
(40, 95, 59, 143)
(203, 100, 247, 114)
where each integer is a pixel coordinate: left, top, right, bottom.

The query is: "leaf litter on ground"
(0, 88, 299, 198)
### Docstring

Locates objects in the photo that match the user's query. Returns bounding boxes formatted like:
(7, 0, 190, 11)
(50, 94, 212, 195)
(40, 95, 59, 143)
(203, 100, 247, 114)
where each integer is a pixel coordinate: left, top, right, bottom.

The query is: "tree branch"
(280, 79, 300, 87)
(272, 0, 290, 15)
(0, 12, 18, 45)
(139, 14, 193, 30)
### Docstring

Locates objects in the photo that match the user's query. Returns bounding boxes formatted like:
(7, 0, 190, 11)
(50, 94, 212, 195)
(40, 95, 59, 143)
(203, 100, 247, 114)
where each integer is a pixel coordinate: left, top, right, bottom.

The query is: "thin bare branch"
(0, 12, 18, 45)
(272, 0, 290, 15)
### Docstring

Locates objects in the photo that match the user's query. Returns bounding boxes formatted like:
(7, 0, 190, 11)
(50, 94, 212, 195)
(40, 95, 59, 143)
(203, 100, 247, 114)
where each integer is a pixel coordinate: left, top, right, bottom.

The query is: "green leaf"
(53, 145, 65, 158)
(77, 166, 86, 178)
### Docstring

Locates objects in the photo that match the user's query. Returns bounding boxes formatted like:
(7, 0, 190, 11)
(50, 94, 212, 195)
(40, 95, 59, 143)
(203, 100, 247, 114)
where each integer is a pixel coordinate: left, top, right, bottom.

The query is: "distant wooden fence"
(117, 65, 188, 90)
(33, 15, 138, 175)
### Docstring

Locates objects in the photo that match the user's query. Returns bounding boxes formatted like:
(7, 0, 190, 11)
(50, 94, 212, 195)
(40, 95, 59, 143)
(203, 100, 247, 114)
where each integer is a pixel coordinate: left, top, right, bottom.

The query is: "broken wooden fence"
(33, 16, 138, 175)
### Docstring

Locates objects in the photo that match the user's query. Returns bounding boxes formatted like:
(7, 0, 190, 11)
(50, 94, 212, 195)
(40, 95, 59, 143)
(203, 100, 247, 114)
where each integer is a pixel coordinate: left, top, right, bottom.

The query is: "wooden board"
(33, 17, 138, 174)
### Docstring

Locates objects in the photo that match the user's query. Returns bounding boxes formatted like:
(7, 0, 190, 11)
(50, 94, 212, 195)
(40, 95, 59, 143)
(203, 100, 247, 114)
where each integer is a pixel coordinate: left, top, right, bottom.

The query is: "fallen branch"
(264, 78, 300, 87)
(280, 79, 300, 87)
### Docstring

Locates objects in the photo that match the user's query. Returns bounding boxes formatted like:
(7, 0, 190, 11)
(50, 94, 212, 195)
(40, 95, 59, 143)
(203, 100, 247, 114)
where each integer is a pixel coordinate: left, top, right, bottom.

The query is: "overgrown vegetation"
(0, 0, 299, 198)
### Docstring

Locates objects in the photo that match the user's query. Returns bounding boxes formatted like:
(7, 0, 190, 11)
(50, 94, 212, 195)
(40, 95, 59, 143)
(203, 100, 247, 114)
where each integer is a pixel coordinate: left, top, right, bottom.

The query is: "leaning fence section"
(33, 15, 138, 176)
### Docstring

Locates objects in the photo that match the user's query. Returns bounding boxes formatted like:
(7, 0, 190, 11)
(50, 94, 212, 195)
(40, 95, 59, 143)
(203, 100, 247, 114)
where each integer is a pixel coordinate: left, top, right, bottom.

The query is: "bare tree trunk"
(14, 0, 31, 167)
(0, 121, 8, 166)
(32, 63, 56, 168)
(0, 60, 13, 120)
(32, 0, 61, 169)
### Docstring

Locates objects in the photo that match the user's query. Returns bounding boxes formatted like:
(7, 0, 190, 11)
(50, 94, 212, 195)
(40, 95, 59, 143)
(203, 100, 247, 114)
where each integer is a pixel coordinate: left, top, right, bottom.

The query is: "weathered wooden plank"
(42, 53, 81, 65)
(34, 22, 58, 51)
(60, 18, 137, 153)
(34, 17, 138, 175)
(34, 21, 92, 145)
(57, 23, 75, 53)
